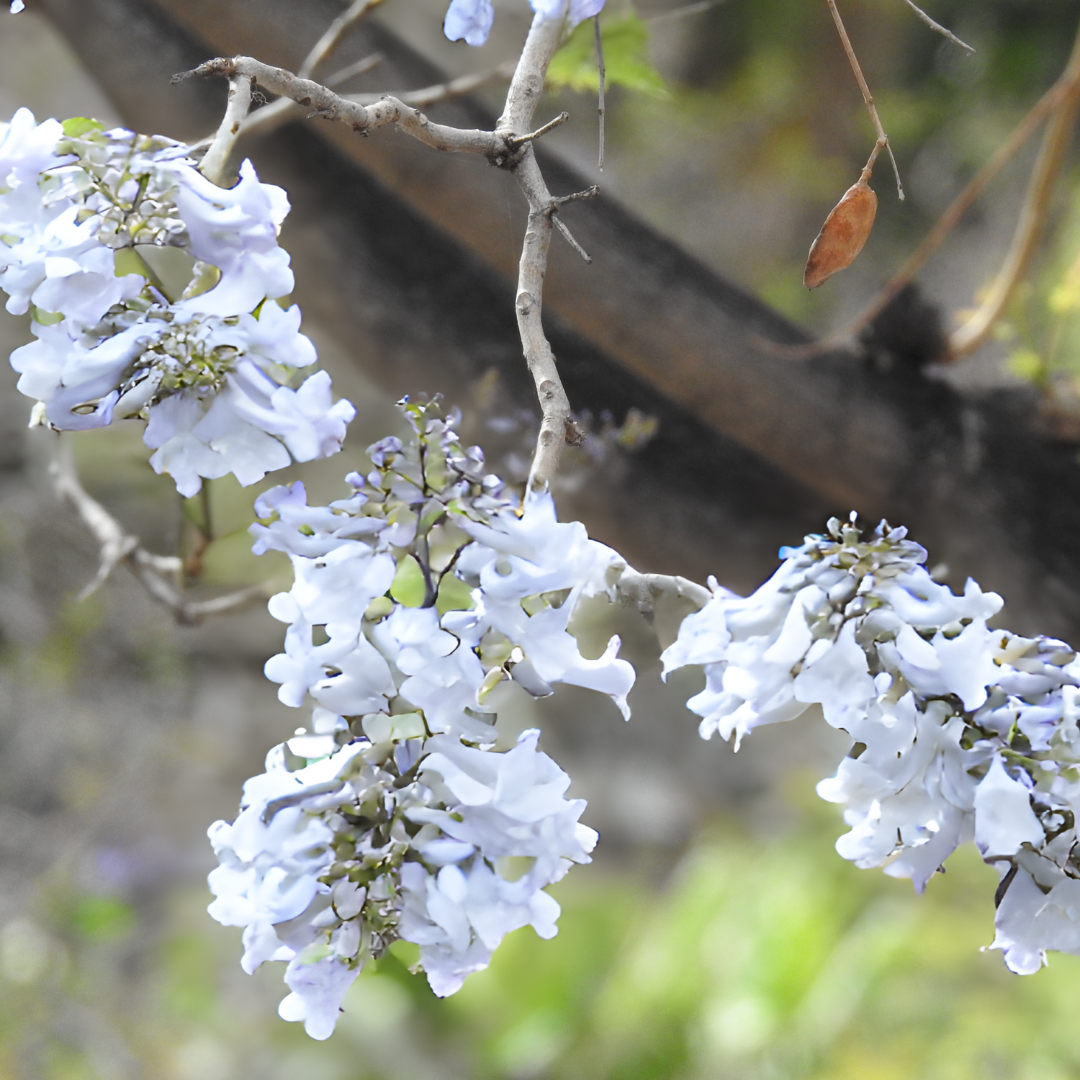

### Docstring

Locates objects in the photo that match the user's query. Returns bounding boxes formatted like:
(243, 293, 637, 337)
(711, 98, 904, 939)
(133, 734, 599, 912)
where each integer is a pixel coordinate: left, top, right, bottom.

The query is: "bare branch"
(181, 12, 594, 497)
(297, 0, 384, 79)
(198, 73, 253, 184)
(900, 0, 974, 54)
(826, 0, 904, 200)
(176, 56, 506, 161)
(616, 567, 712, 618)
(552, 214, 592, 262)
(51, 437, 267, 625)
(207, 58, 515, 147)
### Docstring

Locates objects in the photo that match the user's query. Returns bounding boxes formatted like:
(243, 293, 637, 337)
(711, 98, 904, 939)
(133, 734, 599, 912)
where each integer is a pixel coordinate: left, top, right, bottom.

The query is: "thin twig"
(51, 437, 266, 624)
(595, 16, 606, 170)
(946, 16, 1080, 359)
(552, 214, 592, 262)
(826, 0, 904, 200)
(508, 111, 569, 147)
(198, 73, 253, 184)
(644, 0, 725, 23)
(900, 0, 974, 54)
(297, 0, 384, 79)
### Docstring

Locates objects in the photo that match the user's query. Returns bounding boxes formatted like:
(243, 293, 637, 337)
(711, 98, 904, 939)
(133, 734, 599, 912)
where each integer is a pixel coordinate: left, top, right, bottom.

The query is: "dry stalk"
(826, 0, 904, 200)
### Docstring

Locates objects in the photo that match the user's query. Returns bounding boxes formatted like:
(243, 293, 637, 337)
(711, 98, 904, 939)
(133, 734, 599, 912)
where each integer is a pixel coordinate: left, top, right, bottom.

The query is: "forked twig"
(827, 0, 904, 200)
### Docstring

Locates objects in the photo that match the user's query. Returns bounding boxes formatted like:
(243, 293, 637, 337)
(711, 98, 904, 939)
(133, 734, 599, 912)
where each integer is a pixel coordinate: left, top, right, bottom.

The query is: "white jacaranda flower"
(973, 756, 1043, 859)
(9, 2, 26, 13)
(401, 728, 596, 997)
(209, 719, 593, 1036)
(256, 399, 635, 738)
(444, 0, 605, 46)
(0, 114, 353, 493)
(665, 513, 1080, 972)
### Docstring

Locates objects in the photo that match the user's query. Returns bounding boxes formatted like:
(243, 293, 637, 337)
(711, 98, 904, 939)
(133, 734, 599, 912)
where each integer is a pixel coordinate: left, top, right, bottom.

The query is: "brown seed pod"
(803, 177, 878, 289)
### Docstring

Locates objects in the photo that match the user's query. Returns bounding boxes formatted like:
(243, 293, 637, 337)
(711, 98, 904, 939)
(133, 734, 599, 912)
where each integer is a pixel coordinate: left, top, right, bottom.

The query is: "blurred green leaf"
(548, 14, 667, 96)
(71, 896, 134, 941)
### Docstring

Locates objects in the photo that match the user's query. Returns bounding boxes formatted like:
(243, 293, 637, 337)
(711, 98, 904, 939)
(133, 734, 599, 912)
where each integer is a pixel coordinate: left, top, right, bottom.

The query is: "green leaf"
(390, 555, 428, 608)
(548, 14, 667, 96)
(61, 117, 104, 138)
(436, 572, 475, 615)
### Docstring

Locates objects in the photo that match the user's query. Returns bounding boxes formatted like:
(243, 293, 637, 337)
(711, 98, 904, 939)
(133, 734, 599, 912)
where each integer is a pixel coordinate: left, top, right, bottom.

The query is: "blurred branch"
(52, 437, 266, 625)
(297, 0, 384, 79)
(900, 0, 974, 54)
(947, 15, 1080, 360)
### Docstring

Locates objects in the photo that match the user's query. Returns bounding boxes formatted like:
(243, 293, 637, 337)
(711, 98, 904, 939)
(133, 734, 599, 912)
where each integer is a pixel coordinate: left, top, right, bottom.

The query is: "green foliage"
(70, 896, 134, 942)
(548, 14, 666, 96)
(7, 804, 1080, 1077)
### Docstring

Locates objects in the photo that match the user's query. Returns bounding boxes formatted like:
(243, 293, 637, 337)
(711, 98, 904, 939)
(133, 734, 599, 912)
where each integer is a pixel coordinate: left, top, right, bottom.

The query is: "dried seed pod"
(803, 177, 878, 289)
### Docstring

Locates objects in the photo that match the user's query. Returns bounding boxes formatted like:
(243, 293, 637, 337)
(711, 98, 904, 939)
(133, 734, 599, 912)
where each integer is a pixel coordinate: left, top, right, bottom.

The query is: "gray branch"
(176, 56, 508, 161)
(615, 567, 712, 618)
(52, 437, 267, 626)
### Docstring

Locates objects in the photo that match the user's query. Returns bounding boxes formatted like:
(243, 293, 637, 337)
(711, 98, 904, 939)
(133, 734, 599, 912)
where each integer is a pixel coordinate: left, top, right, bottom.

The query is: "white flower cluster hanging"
(664, 515, 1080, 973)
(208, 399, 632, 1038)
(0, 110, 354, 494)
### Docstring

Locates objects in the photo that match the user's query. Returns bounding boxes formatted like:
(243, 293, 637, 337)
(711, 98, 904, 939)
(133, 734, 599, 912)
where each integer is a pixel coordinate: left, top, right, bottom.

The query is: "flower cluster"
(443, 0, 604, 47)
(0, 111, 353, 494)
(208, 400, 631, 1037)
(663, 515, 1080, 974)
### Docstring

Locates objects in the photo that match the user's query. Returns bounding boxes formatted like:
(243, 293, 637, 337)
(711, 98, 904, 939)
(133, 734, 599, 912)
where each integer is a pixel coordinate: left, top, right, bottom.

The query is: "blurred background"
(3, 1, 1080, 1077)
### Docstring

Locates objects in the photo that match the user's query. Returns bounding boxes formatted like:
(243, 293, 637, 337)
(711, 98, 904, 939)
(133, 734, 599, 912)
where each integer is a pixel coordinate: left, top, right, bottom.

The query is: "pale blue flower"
(444, 0, 606, 47)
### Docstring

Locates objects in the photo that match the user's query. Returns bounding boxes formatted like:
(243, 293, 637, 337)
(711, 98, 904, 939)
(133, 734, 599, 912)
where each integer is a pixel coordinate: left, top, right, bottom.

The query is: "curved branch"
(948, 15, 1080, 360)
(616, 568, 712, 617)
(176, 56, 508, 161)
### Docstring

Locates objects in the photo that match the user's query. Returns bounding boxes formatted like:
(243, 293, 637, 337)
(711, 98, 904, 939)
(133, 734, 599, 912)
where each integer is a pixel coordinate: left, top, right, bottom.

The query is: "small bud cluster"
(0, 110, 353, 494)
(663, 515, 1080, 974)
(209, 400, 631, 1038)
